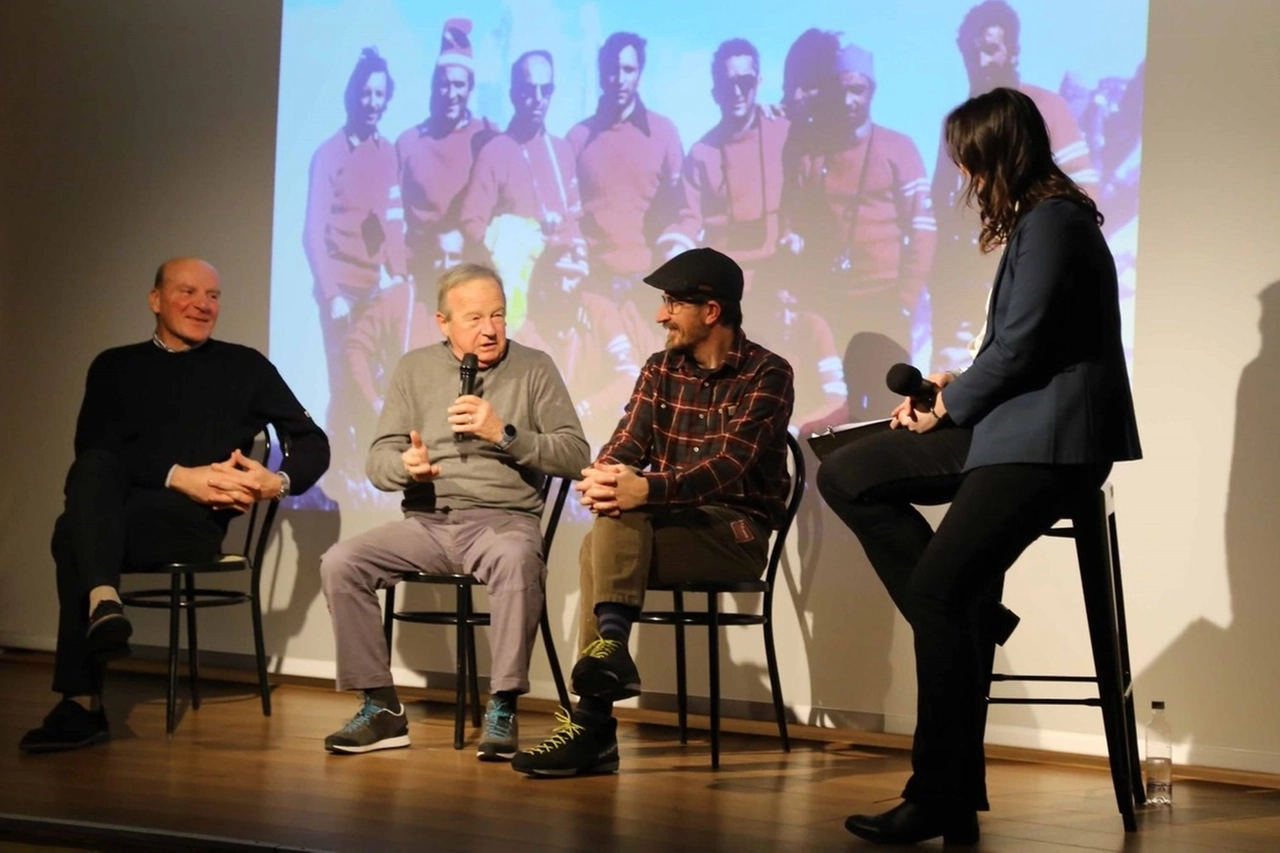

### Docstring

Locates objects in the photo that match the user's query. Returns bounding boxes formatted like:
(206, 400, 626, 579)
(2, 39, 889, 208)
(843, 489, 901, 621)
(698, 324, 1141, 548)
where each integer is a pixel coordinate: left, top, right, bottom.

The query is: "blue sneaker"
(324, 694, 409, 754)
(476, 695, 519, 761)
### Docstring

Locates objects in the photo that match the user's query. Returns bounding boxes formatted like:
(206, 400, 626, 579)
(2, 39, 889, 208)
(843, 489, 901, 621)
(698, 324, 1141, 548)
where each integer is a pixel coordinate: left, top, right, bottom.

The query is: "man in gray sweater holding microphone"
(319, 262, 589, 761)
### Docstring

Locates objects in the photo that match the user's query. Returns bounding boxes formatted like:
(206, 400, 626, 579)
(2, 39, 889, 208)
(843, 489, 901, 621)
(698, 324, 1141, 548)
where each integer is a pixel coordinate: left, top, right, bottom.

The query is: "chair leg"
(1110, 512, 1145, 807)
(166, 573, 181, 734)
(707, 593, 721, 771)
(540, 601, 571, 710)
(467, 619, 481, 728)
(383, 584, 397, 654)
(249, 575, 272, 717)
(184, 573, 201, 711)
(762, 617, 790, 752)
(673, 591, 688, 745)
(1074, 502, 1138, 833)
(978, 574, 1008, 739)
(453, 585, 469, 750)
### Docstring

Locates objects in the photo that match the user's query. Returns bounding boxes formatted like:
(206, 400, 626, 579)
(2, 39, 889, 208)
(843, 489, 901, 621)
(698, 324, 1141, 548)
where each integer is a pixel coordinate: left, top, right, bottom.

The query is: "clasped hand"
(890, 371, 953, 434)
(575, 462, 649, 517)
(173, 449, 283, 512)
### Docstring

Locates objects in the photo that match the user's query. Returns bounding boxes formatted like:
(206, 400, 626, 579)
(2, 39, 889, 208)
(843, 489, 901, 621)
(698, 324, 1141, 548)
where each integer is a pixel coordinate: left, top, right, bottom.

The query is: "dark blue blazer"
(943, 197, 1142, 469)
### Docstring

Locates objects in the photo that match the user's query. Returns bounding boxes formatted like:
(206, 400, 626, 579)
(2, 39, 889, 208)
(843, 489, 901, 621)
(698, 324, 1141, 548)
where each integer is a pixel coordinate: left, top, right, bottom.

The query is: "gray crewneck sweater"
(367, 339, 589, 515)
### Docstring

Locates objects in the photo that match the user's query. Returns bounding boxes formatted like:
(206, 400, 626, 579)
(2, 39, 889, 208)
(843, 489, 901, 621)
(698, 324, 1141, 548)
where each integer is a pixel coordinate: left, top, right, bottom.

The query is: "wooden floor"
(2, 658, 1280, 852)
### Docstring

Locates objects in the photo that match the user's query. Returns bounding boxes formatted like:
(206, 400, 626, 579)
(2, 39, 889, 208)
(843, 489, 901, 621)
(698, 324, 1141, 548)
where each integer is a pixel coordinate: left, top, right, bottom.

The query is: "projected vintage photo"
(269, 0, 1148, 514)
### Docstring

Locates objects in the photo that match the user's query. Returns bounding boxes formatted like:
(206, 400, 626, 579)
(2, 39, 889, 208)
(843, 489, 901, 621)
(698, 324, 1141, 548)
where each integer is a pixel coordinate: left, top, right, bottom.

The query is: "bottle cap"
(1152, 700, 1165, 710)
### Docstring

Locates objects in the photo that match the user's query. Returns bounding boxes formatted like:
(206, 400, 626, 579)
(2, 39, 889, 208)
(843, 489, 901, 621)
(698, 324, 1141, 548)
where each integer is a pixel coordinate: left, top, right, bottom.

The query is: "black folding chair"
(119, 430, 284, 733)
(638, 432, 805, 768)
(382, 477, 573, 748)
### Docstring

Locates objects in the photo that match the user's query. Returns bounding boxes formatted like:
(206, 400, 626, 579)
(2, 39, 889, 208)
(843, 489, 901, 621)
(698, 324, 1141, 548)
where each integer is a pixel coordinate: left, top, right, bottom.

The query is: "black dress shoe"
(845, 800, 979, 845)
(18, 699, 110, 754)
(85, 599, 132, 661)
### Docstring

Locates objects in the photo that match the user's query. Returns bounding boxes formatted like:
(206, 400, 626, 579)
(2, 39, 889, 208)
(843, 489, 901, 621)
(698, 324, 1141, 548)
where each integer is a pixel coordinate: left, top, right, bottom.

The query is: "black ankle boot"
(844, 800, 979, 845)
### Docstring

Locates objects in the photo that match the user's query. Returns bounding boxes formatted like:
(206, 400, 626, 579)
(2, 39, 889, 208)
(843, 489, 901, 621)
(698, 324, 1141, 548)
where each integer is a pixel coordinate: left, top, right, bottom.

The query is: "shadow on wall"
(790, 331, 911, 730)
(1135, 279, 1280, 764)
(261, 489, 341, 670)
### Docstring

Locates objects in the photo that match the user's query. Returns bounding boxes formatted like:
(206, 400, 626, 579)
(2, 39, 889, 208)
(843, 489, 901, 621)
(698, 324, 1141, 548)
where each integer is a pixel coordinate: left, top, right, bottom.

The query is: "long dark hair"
(944, 87, 1100, 252)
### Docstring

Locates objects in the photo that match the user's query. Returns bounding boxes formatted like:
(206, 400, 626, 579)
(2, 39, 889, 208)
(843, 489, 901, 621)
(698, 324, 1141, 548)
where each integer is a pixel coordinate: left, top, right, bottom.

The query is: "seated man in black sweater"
(19, 257, 331, 754)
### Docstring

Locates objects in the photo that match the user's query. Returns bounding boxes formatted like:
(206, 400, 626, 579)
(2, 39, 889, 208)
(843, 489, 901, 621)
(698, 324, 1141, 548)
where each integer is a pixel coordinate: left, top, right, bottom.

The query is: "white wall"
(3, 0, 1279, 774)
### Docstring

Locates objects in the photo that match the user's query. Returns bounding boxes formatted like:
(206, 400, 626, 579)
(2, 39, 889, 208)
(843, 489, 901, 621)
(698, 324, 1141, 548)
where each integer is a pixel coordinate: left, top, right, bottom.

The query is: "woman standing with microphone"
(816, 87, 1141, 844)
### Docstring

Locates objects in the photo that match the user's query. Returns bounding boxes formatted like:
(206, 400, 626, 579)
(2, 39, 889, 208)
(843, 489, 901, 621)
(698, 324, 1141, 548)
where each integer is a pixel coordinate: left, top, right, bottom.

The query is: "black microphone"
(885, 362, 937, 407)
(456, 353, 479, 442)
(459, 352, 479, 396)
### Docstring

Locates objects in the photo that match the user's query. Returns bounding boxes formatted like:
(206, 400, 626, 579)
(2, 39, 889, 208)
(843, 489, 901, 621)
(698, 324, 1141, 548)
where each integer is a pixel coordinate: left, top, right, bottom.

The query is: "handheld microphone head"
(885, 362, 924, 397)
(459, 353, 479, 396)
(885, 362, 937, 405)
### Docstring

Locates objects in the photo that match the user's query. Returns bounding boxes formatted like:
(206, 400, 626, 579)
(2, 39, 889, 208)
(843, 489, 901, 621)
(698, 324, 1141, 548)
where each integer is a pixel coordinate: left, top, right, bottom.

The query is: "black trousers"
(51, 449, 226, 696)
(815, 425, 1109, 810)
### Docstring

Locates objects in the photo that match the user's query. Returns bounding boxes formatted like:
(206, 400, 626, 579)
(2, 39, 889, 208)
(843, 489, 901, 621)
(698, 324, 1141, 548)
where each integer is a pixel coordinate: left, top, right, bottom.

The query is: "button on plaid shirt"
(598, 330, 794, 529)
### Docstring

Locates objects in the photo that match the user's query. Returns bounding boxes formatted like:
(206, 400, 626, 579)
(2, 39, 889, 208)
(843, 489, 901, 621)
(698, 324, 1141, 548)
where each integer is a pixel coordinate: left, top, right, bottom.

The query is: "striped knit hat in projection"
(437, 18, 475, 72)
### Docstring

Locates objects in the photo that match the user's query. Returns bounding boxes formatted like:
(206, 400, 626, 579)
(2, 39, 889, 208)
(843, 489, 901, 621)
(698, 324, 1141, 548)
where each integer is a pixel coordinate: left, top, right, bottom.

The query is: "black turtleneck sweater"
(73, 339, 329, 494)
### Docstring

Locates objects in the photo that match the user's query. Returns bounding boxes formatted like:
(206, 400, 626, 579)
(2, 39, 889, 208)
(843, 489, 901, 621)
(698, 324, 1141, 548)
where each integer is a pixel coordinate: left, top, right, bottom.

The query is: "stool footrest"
(990, 673, 1097, 683)
(121, 589, 251, 609)
(637, 612, 766, 627)
(989, 697, 1102, 707)
(392, 611, 491, 627)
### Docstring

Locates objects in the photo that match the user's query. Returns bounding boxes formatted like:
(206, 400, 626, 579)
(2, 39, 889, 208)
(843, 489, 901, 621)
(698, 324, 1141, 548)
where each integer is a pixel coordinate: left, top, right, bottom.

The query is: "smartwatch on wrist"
(496, 423, 518, 451)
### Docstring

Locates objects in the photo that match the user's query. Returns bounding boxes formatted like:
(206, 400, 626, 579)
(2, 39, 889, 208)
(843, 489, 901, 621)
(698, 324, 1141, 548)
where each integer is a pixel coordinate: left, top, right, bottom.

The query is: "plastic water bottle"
(1144, 700, 1173, 805)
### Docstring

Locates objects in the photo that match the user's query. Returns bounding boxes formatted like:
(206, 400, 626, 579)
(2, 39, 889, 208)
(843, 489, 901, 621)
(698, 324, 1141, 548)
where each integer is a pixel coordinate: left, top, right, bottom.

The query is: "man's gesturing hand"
(402, 429, 441, 482)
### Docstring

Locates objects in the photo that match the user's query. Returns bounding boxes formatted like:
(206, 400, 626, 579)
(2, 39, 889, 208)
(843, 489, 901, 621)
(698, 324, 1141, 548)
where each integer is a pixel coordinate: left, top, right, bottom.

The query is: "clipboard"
(806, 418, 893, 460)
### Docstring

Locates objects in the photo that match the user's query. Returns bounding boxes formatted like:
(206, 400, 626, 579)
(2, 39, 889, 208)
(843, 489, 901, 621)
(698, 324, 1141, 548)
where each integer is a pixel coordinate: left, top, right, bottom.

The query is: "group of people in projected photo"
(302, 0, 1144, 500)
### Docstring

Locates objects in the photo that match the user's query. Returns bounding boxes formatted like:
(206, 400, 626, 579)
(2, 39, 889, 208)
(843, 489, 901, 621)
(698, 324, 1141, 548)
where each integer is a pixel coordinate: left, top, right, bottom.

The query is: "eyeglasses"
(717, 74, 758, 95)
(661, 294, 707, 312)
(516, 82, 556, 99)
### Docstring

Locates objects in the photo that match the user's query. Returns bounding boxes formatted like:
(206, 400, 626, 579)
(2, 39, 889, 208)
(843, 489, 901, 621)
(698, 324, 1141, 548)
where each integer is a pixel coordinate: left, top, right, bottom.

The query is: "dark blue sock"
(594, 603, 638, 642)
(365, 686, 400, 711)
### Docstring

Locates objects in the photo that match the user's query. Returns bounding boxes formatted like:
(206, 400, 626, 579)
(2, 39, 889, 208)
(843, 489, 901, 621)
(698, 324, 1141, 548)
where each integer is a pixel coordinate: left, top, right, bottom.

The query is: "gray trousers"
(320, 508, 545, 694)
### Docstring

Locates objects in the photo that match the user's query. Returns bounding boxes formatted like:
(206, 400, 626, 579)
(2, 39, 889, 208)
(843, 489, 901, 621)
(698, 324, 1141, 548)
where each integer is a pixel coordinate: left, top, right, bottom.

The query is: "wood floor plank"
(2, 659, 1277, 852)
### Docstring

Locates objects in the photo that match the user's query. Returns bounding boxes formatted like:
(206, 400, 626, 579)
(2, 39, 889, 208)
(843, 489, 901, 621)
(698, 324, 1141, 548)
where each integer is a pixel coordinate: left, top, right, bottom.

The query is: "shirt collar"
(595, 96, 652, 137)
(422, 111, 475, 138)
(151, 333, 207, 353)
(345, 128, 382, 149)
(712, 107, 763, 145)
(671, 329, 748, 376)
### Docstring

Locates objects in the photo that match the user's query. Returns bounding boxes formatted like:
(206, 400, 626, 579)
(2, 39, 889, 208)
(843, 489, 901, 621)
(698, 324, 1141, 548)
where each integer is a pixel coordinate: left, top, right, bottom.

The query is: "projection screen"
(270, 0, 1147, 515)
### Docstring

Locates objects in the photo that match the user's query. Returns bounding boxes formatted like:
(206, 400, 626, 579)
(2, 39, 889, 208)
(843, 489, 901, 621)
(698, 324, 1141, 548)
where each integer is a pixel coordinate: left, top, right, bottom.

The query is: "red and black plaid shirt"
(599, 330, 794, 529)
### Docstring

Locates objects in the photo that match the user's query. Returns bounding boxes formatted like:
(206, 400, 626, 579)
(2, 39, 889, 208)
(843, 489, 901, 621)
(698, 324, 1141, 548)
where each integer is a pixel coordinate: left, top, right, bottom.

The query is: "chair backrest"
(243, 426, 286, 575)
(762, 432, 806, 594)
(538, 476, 572, 558)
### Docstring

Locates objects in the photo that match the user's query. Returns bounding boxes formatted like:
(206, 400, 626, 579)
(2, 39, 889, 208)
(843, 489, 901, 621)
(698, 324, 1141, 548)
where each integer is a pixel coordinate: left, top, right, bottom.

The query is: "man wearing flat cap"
(512, 247, 795, 777)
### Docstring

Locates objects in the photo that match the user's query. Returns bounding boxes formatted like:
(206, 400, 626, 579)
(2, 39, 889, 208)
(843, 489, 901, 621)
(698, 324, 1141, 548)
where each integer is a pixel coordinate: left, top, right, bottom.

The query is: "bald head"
(154, 257, 218, 290)
(149, 257, 221, 350)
